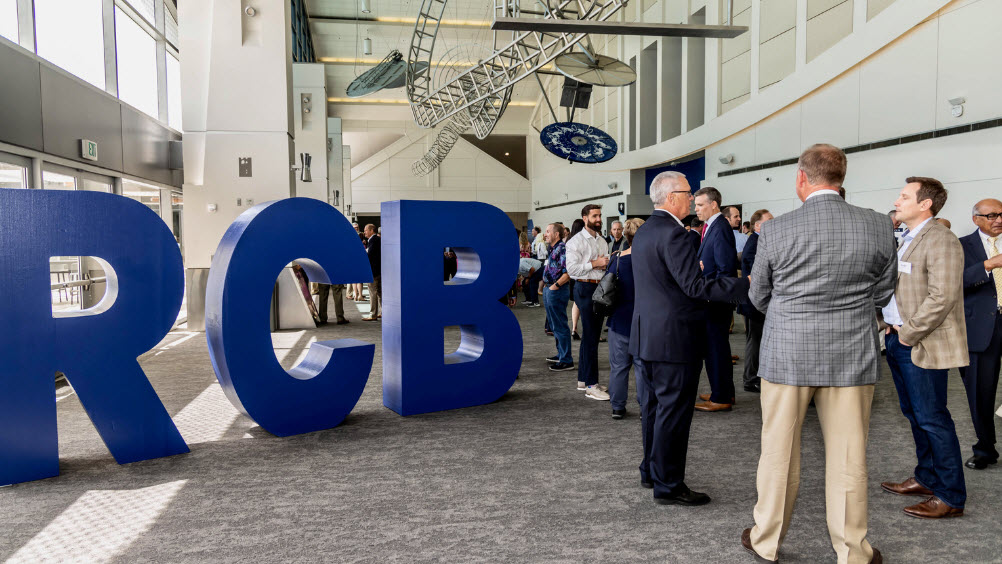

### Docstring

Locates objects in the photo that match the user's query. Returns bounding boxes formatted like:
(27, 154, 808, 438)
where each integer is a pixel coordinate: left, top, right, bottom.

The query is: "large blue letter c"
(205, 198, 374, 437)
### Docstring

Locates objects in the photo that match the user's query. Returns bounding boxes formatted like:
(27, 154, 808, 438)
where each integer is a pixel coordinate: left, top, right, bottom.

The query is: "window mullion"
(155, 0, 168, 122)
(15, 0, 35, 51)
(102, 0, 119, 97)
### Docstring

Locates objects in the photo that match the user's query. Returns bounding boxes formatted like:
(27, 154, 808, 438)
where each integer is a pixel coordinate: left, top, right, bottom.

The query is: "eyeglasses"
(670, 190, 693, 196)
(975, 213, 1001, 221)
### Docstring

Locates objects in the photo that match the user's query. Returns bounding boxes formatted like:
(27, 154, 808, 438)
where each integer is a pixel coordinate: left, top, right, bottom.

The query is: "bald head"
(972, 198, 1002, 237)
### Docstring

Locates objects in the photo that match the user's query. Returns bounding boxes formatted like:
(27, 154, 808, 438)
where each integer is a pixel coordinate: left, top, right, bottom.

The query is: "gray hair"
(650, 171, 687, 206)
(611, 220, 623, 228)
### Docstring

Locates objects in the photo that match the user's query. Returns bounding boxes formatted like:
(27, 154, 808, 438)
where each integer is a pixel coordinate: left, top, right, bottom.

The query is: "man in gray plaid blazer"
(741, 144, 896, 564)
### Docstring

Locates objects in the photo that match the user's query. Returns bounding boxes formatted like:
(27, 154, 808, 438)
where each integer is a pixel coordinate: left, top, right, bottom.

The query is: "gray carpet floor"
(1, 300, 1001, 563)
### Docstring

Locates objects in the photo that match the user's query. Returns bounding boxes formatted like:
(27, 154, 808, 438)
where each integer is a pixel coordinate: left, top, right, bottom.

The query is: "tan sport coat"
(880, 220, 969, 369)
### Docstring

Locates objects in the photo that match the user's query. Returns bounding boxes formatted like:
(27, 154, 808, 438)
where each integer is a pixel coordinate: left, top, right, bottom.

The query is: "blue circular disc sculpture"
(540, 122, 618, 163)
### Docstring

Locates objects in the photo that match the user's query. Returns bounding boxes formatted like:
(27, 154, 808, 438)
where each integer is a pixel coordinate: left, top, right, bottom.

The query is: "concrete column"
(293, 63, 328, 202)
(180, 0, 296, 330)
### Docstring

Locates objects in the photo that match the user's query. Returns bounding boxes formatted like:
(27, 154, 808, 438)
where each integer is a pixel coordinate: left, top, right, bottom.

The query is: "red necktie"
(700, 224, 707, 239)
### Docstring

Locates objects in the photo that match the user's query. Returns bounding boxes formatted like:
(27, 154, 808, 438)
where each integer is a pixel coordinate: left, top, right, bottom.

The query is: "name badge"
(898, 261, 912, 274)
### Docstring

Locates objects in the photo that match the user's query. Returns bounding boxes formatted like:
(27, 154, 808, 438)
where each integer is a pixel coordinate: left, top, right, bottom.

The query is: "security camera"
(947, 97, 966, 118)
(765, 177, 772, 182)
(719, 154, 734, 165)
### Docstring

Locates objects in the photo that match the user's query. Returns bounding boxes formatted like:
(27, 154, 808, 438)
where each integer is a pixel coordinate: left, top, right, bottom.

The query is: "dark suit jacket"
(960, 230, 999, 352)
(698, 215, 738, 318)
(686, 229, 701, 250)
(737, 232, 763, 320)
(698, 215, 738, 280)
(366, 234, 381, 277)
(629, 211, 749, 363)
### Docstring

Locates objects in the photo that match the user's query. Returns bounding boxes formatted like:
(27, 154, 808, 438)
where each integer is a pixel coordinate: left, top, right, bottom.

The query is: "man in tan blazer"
(878, 177, 968, 519)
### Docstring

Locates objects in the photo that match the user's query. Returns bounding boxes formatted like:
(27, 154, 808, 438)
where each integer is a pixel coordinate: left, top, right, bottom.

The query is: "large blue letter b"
(381, 200, 523, 415)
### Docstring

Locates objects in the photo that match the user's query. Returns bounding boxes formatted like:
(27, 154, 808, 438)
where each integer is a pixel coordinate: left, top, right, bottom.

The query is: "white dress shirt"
(979, 228, 998, 277)
(703, 211, 722, 232)
(653, 208, 685, 227)
(805, 188, 841, 201)
(566, 228, 608, 281)
(881, 217, 933, 327)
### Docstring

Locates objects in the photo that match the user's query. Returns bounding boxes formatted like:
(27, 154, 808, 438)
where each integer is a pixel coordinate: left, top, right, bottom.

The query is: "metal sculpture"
(406, 0, 628, 132)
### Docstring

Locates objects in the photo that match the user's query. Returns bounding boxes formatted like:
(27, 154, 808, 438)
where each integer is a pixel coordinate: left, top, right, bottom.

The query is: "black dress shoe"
(965, 455, 998, 470)
(335, 319, 350, 325)
(611, 408, 625, 420)
(640, 480, 653, 489)
(744, 382, 760, 393)
(654, 485, 710, 506)
(572, 332, 581, 340)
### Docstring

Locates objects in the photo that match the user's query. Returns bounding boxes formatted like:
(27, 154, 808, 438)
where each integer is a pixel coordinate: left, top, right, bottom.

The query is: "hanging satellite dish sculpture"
(385, 61, 429, 89)
(540, 122, 617, 164)
(553, 52, 637, 87)
(346, 50, 407, 98)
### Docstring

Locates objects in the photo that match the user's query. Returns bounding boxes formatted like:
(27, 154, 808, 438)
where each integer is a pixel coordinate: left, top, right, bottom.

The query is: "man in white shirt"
(566, 204, 611, 401)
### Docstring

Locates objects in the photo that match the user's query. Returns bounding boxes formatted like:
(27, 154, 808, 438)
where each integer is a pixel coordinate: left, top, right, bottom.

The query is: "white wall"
(349, 132, 531, 215)
(180, 0, 295, 270)
(705, 0, 1002, 234)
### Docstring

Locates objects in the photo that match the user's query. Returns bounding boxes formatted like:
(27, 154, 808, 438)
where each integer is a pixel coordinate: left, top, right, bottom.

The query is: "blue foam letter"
(381, 200, 522, 415)
(0, 189, 188, 486)
(205, 198, 374, 436)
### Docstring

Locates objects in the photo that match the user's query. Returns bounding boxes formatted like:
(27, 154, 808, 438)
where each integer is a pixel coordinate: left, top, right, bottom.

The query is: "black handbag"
(592, 252, 621, 316)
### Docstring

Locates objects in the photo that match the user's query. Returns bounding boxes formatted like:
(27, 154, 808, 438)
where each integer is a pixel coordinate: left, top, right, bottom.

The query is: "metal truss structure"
(406, 0, 627, 137)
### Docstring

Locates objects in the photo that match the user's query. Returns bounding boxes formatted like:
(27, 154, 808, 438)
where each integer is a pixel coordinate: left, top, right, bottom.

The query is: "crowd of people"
(524, 144, 1001, 564)
(303, 151, 1000, 563)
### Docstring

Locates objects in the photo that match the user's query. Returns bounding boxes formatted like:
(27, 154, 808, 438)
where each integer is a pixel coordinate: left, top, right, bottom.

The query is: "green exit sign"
(80, 139, 98, 161)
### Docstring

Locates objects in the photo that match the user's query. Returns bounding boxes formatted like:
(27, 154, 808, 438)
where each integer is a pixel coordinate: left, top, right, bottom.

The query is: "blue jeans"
(885, 333, 966, 508)
(608, 329, 643, 411)
(543, 285, 571, 364)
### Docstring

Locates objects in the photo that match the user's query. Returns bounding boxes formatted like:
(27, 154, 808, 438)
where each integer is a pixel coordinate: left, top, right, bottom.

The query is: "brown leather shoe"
(699, 393, 735, 403)
(741, 528, 777, 563)
(881, 477, 933, 497)
(694, 400, 733, 412)
(903, 496, 963, 519)
(870, 548, 882, 564)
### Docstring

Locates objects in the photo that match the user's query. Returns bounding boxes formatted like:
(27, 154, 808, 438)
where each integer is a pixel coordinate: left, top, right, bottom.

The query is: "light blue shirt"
(734, 230, 749, 253)
(881, 217, 933, 327)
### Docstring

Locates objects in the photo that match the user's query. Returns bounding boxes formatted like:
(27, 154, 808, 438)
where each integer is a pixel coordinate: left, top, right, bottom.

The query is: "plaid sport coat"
(878, 220, 969, 369)
(749, 193, 897, 387)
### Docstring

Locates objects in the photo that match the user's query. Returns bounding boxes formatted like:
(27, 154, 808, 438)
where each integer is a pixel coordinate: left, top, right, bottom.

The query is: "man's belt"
(575, 279, 600, 284)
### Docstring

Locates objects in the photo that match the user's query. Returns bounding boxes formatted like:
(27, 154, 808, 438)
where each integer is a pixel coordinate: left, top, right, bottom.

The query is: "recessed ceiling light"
(504, 152, 510, 156)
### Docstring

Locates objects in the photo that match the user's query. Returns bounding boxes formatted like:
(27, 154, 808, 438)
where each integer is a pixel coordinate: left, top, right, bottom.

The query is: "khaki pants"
(367, 275, 381, 318)
(750, 380, 875, 564)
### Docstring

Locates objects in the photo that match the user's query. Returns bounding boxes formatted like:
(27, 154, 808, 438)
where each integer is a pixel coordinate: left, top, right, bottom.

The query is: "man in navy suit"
(692, 187, 739, 412)
(629, 171, 749, 506)
(739, 209, 773, 394)
(958, 198, 1002, 469)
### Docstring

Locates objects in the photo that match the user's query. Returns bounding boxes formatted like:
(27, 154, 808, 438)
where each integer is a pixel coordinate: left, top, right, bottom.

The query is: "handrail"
(50, 277, 107, 291)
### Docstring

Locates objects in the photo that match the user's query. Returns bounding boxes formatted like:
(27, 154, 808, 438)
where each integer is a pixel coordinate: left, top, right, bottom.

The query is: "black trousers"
(743, 315, 764, 386)
(572, 281, 603, 386)
(704, 305, 734, 403)
(959, 312, 1002, 461)
(638, 359, 702, 497)
(524, 267, 544, 304)
(316, 283, 345, 324)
